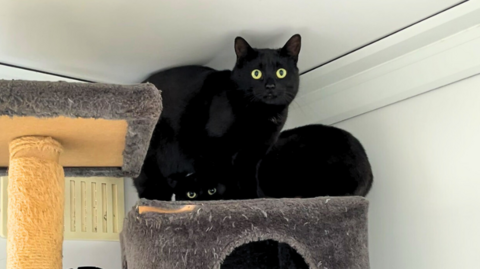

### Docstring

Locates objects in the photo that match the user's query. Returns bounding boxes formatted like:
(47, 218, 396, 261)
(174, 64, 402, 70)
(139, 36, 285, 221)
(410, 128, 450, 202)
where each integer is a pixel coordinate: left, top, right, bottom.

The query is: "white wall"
(334, 74, 480, 269)
(0, 0, 460, 83)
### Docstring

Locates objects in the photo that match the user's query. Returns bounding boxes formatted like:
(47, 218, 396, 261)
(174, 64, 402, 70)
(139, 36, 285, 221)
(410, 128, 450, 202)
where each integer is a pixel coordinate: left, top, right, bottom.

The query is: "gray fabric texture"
(0, 80, 162, 177)
(121, 197, 370, 269)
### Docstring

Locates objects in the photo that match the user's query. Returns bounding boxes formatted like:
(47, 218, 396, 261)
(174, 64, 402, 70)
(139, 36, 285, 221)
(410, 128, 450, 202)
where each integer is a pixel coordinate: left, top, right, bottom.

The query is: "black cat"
(167, 172, 227, 201)
(133, 121, 197, 200)
(134, 34, 302, 200)
(257, 124, 373, 198)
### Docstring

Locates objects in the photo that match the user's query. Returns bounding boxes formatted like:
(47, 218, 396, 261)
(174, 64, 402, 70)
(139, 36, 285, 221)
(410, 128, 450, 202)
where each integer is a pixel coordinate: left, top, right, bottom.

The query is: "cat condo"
(0, 80, 369, 269)
(120, 197, 369, 269)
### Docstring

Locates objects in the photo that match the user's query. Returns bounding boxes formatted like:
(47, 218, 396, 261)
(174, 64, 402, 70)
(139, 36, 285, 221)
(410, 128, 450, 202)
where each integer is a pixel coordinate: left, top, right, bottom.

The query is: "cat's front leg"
(231, 144, 271, 199)
(231, 114, 287, 199)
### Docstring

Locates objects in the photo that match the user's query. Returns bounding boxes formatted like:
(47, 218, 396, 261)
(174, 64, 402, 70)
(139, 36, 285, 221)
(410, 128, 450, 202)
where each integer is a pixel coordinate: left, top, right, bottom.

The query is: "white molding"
(0, 65, 82, 82)
(286, 0, 480, 129)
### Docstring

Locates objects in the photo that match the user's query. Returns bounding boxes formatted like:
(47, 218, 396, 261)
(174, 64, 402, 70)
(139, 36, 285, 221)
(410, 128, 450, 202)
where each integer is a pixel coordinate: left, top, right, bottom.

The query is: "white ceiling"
(0, 0, 462, 84)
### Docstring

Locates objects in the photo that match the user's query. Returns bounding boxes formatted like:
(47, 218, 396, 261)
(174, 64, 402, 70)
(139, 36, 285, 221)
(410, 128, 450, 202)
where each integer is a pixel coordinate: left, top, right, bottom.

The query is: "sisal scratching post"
(7, 137, 64, 269)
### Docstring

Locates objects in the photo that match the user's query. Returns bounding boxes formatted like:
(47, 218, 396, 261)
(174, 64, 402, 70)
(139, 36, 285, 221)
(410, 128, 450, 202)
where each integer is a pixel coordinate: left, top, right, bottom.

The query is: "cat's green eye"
(276, 68, 287, 79)
(208, 188, 217, 195)
(251, 69, 262, 80)
(186, 192, 197, 199)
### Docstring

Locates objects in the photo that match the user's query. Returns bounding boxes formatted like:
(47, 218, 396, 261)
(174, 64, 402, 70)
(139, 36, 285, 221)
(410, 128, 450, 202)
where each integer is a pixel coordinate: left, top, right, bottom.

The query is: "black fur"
(168, 172, 227, 201)
(221, 240, 309, 269)
(134, 35, 301, 200)
(258, 124, 373, 198)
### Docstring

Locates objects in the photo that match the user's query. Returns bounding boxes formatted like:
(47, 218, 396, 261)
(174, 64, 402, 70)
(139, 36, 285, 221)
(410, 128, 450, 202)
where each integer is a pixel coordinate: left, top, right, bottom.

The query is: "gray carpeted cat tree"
(0, 80, 370, 269)
(0, 80, 162, 177)
(120, 196, 370, 269)
(0, 80, 162, 269)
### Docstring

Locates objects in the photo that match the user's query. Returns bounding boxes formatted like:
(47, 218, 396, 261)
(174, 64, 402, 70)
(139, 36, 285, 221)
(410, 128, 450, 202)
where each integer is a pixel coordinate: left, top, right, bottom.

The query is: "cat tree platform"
(121, 197, 370, 269)
(0, 80, 162, 269)
(0, 80, 162, 177)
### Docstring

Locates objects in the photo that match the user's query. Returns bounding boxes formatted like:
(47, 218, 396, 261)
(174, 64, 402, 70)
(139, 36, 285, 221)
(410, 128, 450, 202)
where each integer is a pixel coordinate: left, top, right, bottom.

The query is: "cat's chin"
(260, 95, 291, 106)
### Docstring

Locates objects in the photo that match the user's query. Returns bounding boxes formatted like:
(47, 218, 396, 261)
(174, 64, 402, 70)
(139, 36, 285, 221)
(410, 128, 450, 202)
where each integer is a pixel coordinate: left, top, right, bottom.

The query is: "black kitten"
(135, 34, 301, 200)
(258, 124, 373, 198)
(167, 172, 226, 201)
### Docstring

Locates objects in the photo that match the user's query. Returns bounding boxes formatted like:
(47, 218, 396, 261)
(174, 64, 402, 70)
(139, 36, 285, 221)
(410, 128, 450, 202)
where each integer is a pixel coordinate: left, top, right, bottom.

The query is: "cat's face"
(167, 172, 226, 201)
(231, 34, 301, 106)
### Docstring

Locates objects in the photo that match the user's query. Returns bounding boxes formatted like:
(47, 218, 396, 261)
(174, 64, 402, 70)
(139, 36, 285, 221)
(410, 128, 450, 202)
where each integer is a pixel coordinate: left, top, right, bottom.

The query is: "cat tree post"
(0, 80, 162, 269)
(7, 136, 64, 269)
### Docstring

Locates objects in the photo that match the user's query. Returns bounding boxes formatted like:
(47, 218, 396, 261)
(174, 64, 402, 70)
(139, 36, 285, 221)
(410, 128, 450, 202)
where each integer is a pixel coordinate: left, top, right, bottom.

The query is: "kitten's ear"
(235, 37, 253, 60)
(281, 34, 301, 61)
(166, 177, 177, 188)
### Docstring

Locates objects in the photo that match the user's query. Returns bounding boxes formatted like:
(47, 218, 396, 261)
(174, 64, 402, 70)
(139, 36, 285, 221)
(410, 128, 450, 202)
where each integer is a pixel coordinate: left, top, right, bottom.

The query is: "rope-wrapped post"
(7, 137, 64, 269)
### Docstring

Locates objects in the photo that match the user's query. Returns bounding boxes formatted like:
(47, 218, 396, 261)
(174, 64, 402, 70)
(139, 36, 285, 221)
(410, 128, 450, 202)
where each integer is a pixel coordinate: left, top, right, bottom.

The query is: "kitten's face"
(231, 34, 301, 106)
(167, 173, 226, 201)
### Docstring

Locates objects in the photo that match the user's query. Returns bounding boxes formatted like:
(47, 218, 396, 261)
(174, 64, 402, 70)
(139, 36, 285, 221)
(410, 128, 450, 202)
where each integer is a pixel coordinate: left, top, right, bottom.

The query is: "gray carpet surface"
(121, 197, 370, 269)
(0, 80, 162, 177)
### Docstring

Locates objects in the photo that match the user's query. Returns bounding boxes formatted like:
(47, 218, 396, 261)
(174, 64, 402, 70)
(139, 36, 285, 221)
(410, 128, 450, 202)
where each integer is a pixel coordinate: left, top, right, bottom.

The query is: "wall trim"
(0, 64, 83, 82)
(286, 0, 480, 129)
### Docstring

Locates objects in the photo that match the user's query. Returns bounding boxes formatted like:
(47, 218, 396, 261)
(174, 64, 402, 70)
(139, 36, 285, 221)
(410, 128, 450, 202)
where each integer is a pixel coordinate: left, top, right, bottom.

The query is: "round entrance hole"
(221, 239, 309, 269)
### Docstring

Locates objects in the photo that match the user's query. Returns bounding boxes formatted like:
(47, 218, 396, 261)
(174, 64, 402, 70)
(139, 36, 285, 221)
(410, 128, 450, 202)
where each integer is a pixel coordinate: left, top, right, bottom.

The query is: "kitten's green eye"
(208, 188, 217, 195)
(251, 69, 262, 80)
(276, 68, 287, 79)
(186, 192, 197, 199)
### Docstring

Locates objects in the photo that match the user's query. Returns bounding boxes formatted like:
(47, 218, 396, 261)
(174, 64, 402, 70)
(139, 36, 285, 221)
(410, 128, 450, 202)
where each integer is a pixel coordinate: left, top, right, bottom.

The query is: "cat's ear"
(234, 37, 253, 60)
(166, 177, 177, 188)
(281, 34, 301, 61)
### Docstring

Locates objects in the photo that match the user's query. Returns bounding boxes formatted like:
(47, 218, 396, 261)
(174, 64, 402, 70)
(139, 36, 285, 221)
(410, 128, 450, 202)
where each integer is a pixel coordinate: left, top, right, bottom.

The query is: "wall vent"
(0, 176, 125, 241)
